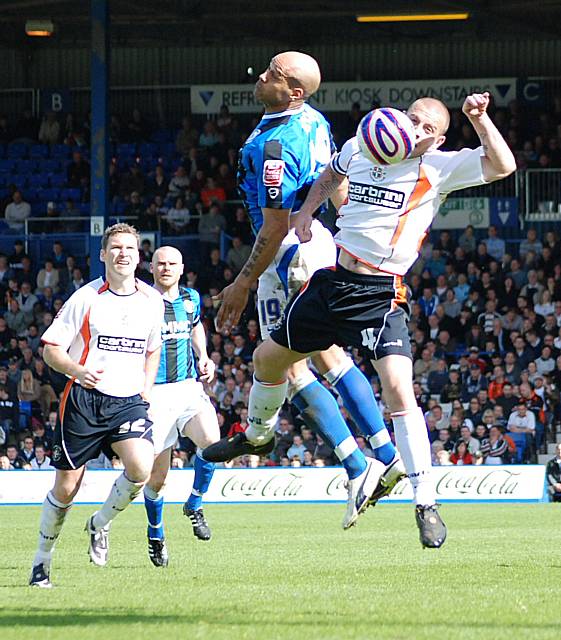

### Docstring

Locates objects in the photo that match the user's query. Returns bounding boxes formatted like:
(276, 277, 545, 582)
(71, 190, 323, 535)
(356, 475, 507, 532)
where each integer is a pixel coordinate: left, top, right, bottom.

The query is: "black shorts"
(270, 266, 412, 361)
(51, 384, 153, 470)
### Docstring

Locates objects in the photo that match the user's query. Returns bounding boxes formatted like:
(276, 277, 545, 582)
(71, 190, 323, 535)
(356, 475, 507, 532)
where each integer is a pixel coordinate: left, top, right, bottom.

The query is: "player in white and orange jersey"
(29, 223, 163, 587)
(240, 93, 516, 548)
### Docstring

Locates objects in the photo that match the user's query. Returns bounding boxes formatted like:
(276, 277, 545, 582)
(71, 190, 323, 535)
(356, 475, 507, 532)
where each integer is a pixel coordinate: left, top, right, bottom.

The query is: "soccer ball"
(357, 107, 416, 165)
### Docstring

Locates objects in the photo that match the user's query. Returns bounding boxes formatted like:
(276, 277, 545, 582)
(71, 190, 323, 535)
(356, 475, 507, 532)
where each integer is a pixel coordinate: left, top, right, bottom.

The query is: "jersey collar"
(261, 104, 305, 120)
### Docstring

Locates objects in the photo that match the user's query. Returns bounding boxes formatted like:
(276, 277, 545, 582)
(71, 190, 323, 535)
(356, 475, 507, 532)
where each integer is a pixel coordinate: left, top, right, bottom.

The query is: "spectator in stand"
(147, 165, 168, 199)
(126, 107, 150, 143)
(66, 150, 90, 188)
(119, 164, 146, 198)
(519, 228, 543, 260)
(4, 190, 31, 232)
(16, 281, 38, 324)
(175, 116, 199, 156)
(484, 225, 506, 261)
(65, 267, 85, 296)
(38, 111, 60, 145)
(200, 177, 227, 210)
(546, 443, 561, 502)
(199, 120, 219, 149)
(0, 455, 11, 470)
(6, 443, 25, 469)
(36, 260, 60, 295)
(507, 403, 536, 459)
(226, 236, 252, 276)
(198, 205, 227, 261)
(123, 191, 144, 218)
(419, 287, 439, 318)
(458, 225, 477, 258)
(481, 425, 510, 465)
(5, 299, 27, 335)
(167, 166, 190, 200)
(450, 440, 473, 465)
(163, 197, 191, 234)
(29, 443, 53, 470)
(286, 434, 307, 463)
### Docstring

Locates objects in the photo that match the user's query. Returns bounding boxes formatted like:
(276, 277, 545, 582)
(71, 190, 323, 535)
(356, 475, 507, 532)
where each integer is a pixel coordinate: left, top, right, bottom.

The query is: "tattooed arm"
(293, 165, 346, 242)
(462, 92, 516, 182)
(214, 208, 289, 331)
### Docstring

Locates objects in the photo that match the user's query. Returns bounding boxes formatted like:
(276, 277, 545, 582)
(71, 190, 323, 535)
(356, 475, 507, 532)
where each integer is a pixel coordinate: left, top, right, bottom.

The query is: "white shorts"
(150, 379, 213, 455)
(257, 219, 336, 338)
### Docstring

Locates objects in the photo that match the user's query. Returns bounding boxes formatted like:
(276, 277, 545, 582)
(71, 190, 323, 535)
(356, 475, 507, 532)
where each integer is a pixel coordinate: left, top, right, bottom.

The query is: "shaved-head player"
(143, 246, 220, 567)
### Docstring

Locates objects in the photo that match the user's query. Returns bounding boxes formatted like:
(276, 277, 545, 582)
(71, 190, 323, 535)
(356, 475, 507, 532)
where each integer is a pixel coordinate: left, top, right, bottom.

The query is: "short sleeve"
(41, 291, 88, 350)
(192, 290, 201, 326)
(146, 297, 164, 353)
(439, 147, 487, 194)
(330, 137, 357, 176)
(257, 139, 301, 211)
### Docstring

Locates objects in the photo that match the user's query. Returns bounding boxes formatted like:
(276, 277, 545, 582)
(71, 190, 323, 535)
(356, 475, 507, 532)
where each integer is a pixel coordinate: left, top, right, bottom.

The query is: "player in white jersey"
(242, 93, 516, 547)
(29, 224, 163, 587)
(143, 246, 219, 567)
(204, 51, 404, 531)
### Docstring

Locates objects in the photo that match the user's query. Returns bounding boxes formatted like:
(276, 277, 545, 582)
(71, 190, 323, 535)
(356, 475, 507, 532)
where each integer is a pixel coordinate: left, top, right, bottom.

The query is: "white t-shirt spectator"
(5, 200, 31, 231)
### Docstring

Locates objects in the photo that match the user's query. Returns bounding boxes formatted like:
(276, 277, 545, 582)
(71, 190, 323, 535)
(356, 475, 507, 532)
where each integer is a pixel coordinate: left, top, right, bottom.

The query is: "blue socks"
(144, 487, 165, 540)
(292, 380, 367, 479)
(186, 451, 216, 511)
(329, 365, 397, 465)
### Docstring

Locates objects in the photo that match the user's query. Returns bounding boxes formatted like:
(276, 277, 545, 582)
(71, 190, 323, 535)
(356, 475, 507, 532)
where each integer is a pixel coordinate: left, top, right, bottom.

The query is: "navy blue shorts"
(51, 384, 153, 470)
(270, 266, 412, 361)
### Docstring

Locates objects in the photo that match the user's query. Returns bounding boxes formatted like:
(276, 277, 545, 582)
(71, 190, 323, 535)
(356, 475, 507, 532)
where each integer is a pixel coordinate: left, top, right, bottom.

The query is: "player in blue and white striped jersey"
(143, 246, 219, 567)
(205, 51, 404, 531)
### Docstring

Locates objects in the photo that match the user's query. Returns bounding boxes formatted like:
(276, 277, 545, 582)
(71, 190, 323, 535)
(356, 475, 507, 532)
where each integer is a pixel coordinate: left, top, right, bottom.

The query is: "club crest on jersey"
(183, 299, 195, 314)
(245, 128, 261, 144)
(263, 159, 285, 186)
(369, 166, 386, 182)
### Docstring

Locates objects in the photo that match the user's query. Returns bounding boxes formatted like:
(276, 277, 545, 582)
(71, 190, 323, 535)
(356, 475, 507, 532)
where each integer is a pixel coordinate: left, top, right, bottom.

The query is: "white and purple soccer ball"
(356, 107, 416, 165)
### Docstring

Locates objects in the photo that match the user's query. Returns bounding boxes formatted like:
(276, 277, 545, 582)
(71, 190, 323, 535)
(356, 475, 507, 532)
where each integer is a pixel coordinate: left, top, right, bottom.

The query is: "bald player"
(205, 51, 404, 531)
(264, 91, 515, 547)
(143, 246, 220, 567)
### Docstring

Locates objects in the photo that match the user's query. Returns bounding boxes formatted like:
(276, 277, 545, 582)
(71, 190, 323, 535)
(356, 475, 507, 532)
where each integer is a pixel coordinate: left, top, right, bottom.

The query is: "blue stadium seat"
(79, 203, 91, 215)
(10, 174, 28, 188)
(25, 188, 41, 203)
(40, 158, 63, 173)
(0, 159, 16, 173)
(138, 143, 158, 157)
(158, 142, 176, 157)
(6, 143, 28, 159)
(61, 187, 81, 201)
(506, 431, 527, 463)
(51, 144, 71, 158)
(117, 143, 137, 156)
(16, 159, 37, 174)
(40, 188, 61, 202)
(49, 174, 67, 188)
(29, 144, 49, 159)
(32, 174, 50, 188)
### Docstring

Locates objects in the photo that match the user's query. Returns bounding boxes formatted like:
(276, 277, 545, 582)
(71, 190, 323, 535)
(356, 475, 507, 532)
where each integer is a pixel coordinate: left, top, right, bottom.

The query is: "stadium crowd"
(0, 96, 561, 486)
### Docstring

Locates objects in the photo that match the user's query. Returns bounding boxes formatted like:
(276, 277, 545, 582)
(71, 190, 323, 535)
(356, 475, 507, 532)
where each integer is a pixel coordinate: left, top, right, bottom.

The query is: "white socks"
(392, 407, 436, 506)
(93, 472, 144, 530)
(246, 377, 289, 443)
(33, 491, 72, 567)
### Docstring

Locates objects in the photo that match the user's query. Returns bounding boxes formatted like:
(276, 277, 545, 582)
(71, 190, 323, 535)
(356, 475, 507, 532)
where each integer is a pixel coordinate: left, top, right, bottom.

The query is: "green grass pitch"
(1, 503, 560, 640)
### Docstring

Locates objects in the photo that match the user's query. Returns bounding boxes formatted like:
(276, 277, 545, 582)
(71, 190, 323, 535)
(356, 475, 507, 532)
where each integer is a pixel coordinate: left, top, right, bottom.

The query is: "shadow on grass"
(0, 609, 560, 632)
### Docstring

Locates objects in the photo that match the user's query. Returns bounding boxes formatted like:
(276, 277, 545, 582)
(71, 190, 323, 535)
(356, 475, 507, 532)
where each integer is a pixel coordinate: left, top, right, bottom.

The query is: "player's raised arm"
(294, 165, 346, 242)
(462, 92, 517, 182)
(215, 208, 290, 331)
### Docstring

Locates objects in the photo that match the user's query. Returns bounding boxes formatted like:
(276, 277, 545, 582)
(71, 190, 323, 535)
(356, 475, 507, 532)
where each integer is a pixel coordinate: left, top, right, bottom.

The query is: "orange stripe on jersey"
(97, 281, 110, 294)
(59, 378, 74, 425)
(392, 275, 408, 309)
(78, 309, 91, 366)
(389, 165, 432, 248)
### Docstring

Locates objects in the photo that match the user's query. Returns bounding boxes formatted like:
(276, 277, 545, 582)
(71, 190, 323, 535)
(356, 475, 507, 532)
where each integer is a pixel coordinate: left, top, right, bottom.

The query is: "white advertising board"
(0, 465, 546, 505)
(191, 78, 516, 114)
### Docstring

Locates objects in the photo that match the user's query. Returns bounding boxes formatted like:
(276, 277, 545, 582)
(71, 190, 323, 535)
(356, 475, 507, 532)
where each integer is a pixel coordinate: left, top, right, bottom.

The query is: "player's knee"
(52, 480, 80, 503)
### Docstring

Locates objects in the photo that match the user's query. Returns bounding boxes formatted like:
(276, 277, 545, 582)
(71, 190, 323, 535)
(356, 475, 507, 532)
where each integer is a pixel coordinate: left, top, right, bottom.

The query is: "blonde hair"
(102, 223, 140, 250)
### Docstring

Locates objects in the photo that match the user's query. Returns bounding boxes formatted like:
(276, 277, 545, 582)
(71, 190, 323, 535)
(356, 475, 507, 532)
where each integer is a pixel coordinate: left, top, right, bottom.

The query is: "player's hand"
(198, 357, 215, 383)
(77, 367, 104, 389)
(214, 280, 250, 332)
(462, 92, 490, 119)
(293, 211, 314, 243)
